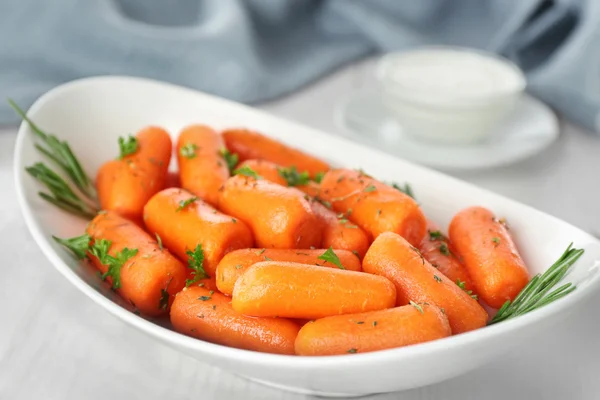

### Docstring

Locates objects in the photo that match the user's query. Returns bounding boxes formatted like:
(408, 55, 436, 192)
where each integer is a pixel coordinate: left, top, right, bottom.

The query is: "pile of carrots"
(59, 124, 532, 356)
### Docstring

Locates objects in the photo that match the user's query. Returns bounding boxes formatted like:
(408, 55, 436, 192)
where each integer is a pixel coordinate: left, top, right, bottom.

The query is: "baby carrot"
(222, 129, 329, 178)
(318, 169, 426, 245)
(217, 175, 322, 249)
(449, 206, 530, 309)
(363, 232, 488, 334)
(143, 188, 254, 277)
(171, 286, 299, 355)
(215, 248, 362, 295)
(85, 211, 187, 316)
(232, 262, 396, 319)
(96, 126, 171, 223)
(295, 304, 451, 356)
(177, 125, 230, 206)
(237, 159, 321, 197)
(419, 220, 475, 292)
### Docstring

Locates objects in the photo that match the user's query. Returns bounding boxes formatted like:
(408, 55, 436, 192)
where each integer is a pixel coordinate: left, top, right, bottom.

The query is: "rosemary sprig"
(26, 163, 98, 218)
(9, 99, 97, 201)
(489, 243, 584, 325)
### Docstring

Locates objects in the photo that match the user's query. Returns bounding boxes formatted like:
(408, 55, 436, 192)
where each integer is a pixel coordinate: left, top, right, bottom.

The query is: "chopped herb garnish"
(318, 247, 345, 269)
(233, 165, 261, 179)
(177, 196, 198, 211)
(410, 301, 424, 314)
(440, 308, 446, 314)
(428, 230, 444, 241)
(234, 264, 243, 269)
(363, 184, 377, 193)
(198, 296, 211, 301)
(118, 135, 138, 159)
(212, 305, 216, 310)
(492, 237, 501, 246)
(337, 175, 345, 183)
(391, 182, 415, 199)
(256, 248, 266, 255)
(314, 171, 325, 183)
(278, 166, 311, 187)
(155, 233, 163, 250)
(219, 148, 238, 172)
(439, 243, 450, 256)
(264, 256, 273, 261)
(347, 348, 358, 354)
(315, 197, 332, 209)
(53, 233, 91, 260)
(434, 275, 442, 283)
(373, 321, 378, 327)
(158, 277, 173, 311)
(231, 218, 237, 224)
(180, 143, 198, 159)
(351, 250, 360, 258)
(185, 244, 209, 287)
(377, 209, 382, 216)
(90, 239, 138, 289)
(209, 290, 214, 295)
(456, 280, 478, 300)
(356, 321, 364, 324)
(410, 246, 425, 264)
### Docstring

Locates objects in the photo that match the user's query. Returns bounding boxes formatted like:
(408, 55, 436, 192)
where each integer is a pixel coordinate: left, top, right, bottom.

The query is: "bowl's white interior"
(13, 76, 600, 383)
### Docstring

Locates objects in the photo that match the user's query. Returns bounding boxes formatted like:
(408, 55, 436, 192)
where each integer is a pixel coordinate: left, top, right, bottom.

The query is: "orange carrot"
(319, 169, 426, 245)
(419, 220, 475, 292)
(215, 248, 362, 295)
(295, 304, 451, 356)
(85, 211, 187, 317)
(232, 262, 396, 319)
(235, 160, 369, 257)
(177, 125, 230, 206)
(171, 286, 299, 355)
(222, 129, 329, 178)
(237, 159, 321, 196)
(449, 206, 530, 309)
(96, 126, 171, 223)
(143, 188, 254, 277)
(362, 232, 488, 334)
(217, 175, 322, 249)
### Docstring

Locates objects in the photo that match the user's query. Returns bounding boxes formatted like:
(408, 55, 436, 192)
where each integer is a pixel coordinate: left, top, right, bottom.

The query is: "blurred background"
(1, 0, 600, 399)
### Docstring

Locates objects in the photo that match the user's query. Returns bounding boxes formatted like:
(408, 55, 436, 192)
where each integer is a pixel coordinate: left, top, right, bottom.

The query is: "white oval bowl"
(13, 76, 600, 397)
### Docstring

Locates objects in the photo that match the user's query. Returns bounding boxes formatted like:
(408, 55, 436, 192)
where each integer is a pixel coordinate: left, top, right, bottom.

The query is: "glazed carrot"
(222, 129, 329, 178)
(96, 126, 171, 223)
(215, 248, 362, 295)
(143, 188, 253, 277)
(236, 160, 369, 257)
(238, 159, 321, 197)
(419, 220, 474, 292)
(177, 125, 230, 206)
(295, 304, 451, 356)
(217, 175, 322, 249)
(319, 169, 426, 245)
(171, 286, 299, 355)
(85, 211, 187, 317)
(363, 232, 488, 334)
(232, 262, 396, 319)
(449, 206, 530, 309)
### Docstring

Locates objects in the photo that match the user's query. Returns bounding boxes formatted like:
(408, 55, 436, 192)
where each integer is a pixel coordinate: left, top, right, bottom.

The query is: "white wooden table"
(2, 58, 600, 399)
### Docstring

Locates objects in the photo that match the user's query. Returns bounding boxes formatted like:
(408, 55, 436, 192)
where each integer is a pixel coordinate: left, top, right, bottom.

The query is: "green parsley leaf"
(118, 135, 138, 159)
(53, 234, 91, 260)
(158, 277, 173, 311)
(177, 196, 198, 212)
(351, 250, 360, 258)
(434, 275, 442, 283)
(234, 264, 242, 269)
(439, 243, 451, 256)
(219, 148, 238, 172)
(318, 247, 345, 269)
(410, 246, 425, 264)
(180, 142, 198, 159)
(233, 165, 261, 179)
(363, 185, 377, 193)
(456, 280, 478, 300)
(264, 256, 273, 261)
(428, 230, 444, 241)
(372, 321, 378, 327)
(409, 301, 424, 314)
(492, 237, 501, 246)
(256, 248, 266, 255)
(231, 218, 237, 224)
(356, 321, 364, 324)
(315, 197, 332, 209)
(277, 166, 311, 187)
(313, 171, 325, 183)
(390, 182, 415, 199)
(347, 348, 358, 354)
(198, 296, 211, 301)
(185, 244, 209, 287)
(90, 239, 138, 290)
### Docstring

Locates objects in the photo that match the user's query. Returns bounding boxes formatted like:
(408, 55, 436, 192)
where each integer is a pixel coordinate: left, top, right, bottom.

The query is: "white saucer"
(334, 92, 559, 170)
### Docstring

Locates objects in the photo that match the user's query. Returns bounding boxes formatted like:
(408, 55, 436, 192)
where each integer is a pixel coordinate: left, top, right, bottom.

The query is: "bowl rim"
(376, 45, 527, 105)
(13, 75, 600, 369)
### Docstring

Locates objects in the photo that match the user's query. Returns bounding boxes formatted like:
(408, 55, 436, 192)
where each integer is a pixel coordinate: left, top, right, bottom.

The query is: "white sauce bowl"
(377, 47, 526, 145)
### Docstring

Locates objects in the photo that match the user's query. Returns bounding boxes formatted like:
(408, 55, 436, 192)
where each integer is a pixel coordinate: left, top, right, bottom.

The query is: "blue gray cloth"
(1, 0, 599, 133)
